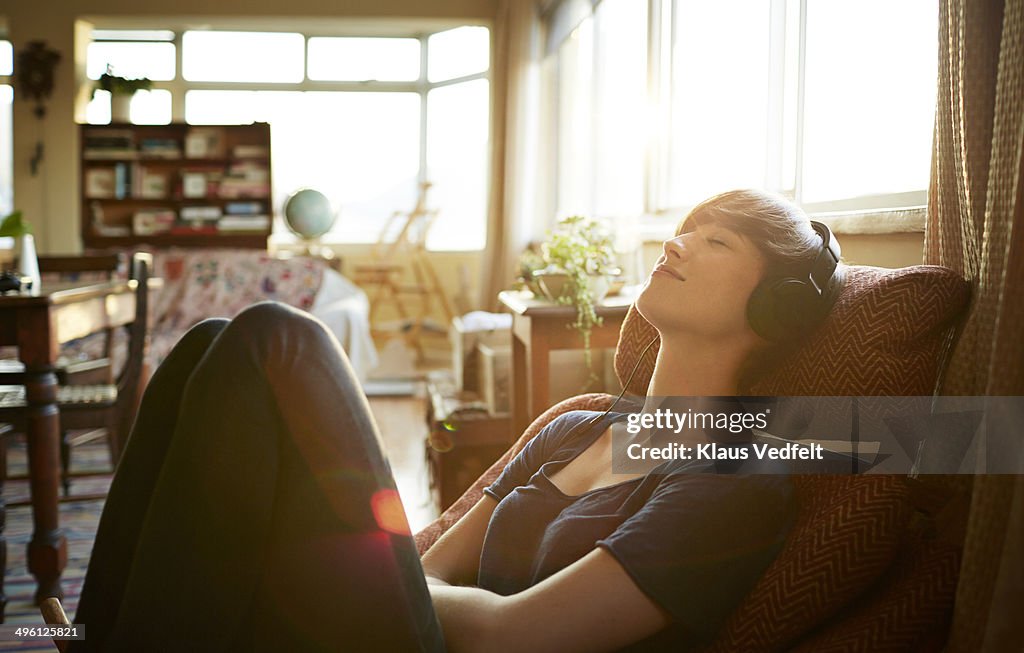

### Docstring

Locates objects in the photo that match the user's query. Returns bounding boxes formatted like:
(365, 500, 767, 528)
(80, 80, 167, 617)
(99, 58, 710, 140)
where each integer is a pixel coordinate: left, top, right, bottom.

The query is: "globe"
(283, 188, 336, 240)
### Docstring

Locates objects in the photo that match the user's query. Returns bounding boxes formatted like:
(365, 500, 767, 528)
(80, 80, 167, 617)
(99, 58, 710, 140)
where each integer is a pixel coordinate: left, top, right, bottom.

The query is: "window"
(544, 0, 938, 228)
(307, 37, 420, 82)
(182, 31, 304, 83)
(1, 39, 12, 217)
(84, 26, 491, 250)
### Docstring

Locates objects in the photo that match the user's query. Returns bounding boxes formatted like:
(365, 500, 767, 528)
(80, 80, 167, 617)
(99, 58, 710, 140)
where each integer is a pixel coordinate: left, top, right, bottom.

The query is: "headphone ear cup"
(747, 277, 810, 342)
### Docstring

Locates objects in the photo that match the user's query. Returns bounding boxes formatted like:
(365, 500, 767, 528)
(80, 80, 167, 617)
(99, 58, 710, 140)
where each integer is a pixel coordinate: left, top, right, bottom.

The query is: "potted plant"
(94, 65, 152, 122)
(533, 215, 619, 387)
(0, 210, 40, 292)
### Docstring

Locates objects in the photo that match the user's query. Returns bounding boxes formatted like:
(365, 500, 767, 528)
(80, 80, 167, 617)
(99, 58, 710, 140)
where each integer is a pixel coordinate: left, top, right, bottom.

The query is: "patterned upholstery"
(414, 262, 971, 650)
(706, 476, 913, 652)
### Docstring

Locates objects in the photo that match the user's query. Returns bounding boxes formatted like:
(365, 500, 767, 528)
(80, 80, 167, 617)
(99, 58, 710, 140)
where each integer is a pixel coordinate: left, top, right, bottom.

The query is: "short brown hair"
(677, 189, 845, 388)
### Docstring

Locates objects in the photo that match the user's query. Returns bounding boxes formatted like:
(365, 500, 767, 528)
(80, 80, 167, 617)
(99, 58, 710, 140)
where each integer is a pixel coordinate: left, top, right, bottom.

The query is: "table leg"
(0, 434, 7, 622)
(23, 366, 67, 604)
(511, 333, 529, 436)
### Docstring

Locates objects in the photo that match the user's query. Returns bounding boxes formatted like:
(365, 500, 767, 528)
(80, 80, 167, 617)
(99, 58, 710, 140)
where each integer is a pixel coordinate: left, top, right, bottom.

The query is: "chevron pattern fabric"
(705, 476, 913, 652)
(614, 265, 971, 397)
(789, 536, 961, 653)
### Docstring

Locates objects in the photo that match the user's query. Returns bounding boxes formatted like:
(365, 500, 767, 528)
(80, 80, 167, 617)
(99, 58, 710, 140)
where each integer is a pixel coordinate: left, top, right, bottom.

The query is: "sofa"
(415, 263, 971, 652)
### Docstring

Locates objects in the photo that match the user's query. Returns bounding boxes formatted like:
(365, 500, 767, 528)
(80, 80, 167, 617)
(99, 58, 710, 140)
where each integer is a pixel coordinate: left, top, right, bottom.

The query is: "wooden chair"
(40, 597, 70, 653)
(0, 252, 151, 499)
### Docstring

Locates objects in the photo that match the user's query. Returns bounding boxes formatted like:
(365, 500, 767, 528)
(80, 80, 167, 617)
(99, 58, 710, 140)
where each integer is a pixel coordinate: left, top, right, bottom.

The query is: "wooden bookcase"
(79, 122, 273, 249)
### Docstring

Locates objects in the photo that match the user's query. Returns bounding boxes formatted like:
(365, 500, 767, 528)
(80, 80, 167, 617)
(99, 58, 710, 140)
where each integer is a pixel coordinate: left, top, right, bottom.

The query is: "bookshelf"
(80, 122, 273, 249)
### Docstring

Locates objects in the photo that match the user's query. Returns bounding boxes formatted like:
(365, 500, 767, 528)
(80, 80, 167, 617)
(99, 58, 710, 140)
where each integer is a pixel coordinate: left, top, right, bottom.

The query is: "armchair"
(415, 263, 971, 651)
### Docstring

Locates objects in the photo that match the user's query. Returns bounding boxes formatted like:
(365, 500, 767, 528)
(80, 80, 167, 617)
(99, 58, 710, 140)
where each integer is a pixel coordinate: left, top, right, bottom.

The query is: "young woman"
(73, 189, 842, 652)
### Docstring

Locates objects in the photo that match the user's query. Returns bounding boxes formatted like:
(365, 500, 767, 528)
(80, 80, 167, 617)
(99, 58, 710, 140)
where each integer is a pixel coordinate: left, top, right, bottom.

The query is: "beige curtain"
(481, 0, 543, 312)
(926, 0, 1024, 650)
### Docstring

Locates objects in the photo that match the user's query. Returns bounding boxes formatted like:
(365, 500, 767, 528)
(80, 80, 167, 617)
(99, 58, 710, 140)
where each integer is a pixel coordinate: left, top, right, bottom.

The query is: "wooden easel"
(353, 181, 454, 361)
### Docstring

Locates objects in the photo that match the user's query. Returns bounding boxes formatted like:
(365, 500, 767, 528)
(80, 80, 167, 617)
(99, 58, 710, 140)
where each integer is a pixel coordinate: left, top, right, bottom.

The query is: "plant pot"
(110, 93, 133, 123)
(534, 271, 611, 303)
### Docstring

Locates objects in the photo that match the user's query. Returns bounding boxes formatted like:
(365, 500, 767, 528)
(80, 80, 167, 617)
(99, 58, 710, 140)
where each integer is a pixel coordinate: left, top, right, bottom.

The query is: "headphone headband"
(807, 221, 841, 297)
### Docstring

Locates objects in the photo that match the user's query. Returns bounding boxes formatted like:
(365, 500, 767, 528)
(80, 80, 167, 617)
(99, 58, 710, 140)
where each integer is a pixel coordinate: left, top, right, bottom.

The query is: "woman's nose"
(663, 236, 691, 261)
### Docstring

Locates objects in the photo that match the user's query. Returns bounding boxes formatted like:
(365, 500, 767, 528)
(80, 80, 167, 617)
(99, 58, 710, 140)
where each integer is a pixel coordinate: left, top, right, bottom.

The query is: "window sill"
(636, 206, 926, 243)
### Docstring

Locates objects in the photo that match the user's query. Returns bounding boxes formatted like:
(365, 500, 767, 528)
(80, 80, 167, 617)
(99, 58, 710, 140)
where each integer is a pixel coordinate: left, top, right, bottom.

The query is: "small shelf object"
(79, 122, 273, 249)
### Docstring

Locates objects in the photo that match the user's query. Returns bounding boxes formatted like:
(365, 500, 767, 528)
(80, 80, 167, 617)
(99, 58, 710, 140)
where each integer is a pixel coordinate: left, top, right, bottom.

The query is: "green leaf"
(0, 211, 31, 238)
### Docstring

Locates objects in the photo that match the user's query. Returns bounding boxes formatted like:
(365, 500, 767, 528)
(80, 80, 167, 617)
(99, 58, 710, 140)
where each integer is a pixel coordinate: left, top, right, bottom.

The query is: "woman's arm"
(429, 547, 670, 653)
(421, 494, 500, 586)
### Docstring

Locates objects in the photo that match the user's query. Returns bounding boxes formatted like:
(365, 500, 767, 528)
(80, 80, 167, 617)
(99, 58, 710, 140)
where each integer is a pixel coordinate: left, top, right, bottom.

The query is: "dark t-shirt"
(479, 410, 796, 652)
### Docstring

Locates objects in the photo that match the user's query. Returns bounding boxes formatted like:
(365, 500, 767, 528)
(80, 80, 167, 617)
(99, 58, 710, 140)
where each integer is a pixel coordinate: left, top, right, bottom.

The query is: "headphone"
(746, 220, 842, 343)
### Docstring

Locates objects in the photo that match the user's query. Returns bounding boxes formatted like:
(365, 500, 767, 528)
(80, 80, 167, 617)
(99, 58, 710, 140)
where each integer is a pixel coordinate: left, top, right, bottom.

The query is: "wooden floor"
(367, 393, 439, 533)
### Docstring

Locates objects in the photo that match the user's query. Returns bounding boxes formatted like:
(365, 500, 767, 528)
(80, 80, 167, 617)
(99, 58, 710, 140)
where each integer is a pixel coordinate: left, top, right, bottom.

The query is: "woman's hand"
(421, 494, 499, 586)
(428, 548, 670, 653)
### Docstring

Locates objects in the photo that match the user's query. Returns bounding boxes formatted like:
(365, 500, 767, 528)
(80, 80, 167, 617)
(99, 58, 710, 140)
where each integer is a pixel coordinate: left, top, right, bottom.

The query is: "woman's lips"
(653, 264, 685, 282)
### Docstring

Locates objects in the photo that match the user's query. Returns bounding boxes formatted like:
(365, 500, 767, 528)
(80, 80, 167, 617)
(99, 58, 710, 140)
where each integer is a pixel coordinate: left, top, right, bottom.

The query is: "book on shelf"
(139, 138, 182, 159)
(225, 201, 265, 215)
(133, 209, 176, 236)
(83, 129, 138, 159)
(180, 205, 223, 221)
(84, 168, 116, 199)
(233, 144, 270, 158)
(114, 163, 132, 199)
(138, 168, 170, 199)
(218, 215, 271, 232)
(184, 127, 225, 158)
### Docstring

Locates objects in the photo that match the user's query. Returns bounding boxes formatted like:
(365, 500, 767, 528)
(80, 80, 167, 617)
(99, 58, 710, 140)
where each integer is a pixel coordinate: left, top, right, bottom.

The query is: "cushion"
(615, 265, 971, 396)
(787, 532, 960, 653)
(703, 476, 914, 653)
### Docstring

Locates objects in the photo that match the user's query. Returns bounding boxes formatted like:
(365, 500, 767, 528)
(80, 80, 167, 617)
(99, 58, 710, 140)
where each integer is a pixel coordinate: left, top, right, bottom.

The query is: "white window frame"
(544, 0, 930, 240)
(86, 24, 491, 250)
(0, 37, 13, 218)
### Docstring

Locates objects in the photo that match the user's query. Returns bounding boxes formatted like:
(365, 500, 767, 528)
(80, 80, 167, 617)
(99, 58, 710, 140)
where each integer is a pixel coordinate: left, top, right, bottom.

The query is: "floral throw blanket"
(147, 248, 325, 369)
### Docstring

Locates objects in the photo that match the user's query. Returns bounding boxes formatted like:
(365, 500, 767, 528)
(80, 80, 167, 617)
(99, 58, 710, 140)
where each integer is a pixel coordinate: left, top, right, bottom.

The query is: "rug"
(1, 437, 108, 651)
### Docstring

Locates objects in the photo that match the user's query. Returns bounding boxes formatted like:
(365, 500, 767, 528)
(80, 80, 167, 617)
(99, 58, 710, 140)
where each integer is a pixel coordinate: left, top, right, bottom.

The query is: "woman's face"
(636, 220, 767, 341)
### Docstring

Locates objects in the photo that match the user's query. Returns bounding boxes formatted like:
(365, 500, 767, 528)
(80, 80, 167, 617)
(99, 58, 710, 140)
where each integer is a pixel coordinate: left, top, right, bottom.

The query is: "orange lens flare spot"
(371, 489, 411, 536)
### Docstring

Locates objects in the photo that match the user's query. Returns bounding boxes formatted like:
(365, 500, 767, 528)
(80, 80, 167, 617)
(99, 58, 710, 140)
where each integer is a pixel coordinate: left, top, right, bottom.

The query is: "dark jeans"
(72, 302, 445, 652)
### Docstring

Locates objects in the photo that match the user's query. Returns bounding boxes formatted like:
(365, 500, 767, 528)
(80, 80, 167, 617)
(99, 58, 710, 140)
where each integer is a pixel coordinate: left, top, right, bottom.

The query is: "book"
(184, 128, 225, 158)
(84, 168, 116, 199)
(133, 209, 176, 236)
(138, 169, 169, 199)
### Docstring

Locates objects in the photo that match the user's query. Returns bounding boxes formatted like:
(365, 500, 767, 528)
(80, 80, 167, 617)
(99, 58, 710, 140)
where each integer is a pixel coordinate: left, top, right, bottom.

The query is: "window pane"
(427, 79, 489, 251)
(428, 26, 489, 82)
(87, 42, 176, 80)
(0, 41, 12, 76)
(669, 0, 770, 206)
(802, 0, 937, 203)
(0, 85, 12, 217)
(308, 37, 420, 81)
(186, 90, 421, 244)
(593, 0, 647, 218)
(183, 31, 304, 82)
(556, 19, 595, 217)
(129, 89, 172, 124)
(87, 88, 173, 125)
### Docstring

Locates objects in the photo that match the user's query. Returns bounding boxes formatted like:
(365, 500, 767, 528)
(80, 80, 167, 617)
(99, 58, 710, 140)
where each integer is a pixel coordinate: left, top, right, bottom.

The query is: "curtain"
(480, 0, 543, 312)
(925, 0, 1024, 650)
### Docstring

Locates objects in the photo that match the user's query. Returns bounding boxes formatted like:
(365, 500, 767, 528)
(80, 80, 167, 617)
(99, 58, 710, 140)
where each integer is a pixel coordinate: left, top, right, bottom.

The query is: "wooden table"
(498, 289, 637, 436)
(0, 278, 140, 612)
